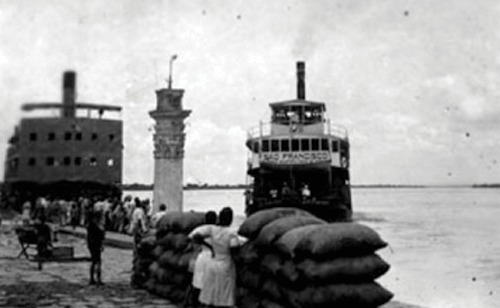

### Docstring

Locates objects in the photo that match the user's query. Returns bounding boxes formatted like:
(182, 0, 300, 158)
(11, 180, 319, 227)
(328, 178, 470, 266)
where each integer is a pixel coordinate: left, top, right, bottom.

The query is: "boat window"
(65, 132, 72, 140)
(48, 132, 56, 141)
(262, 140, 269, 152)
(74, 157, 82, 166)
(28, 157, 36, 166)
(281, 139, 290, 152)
(89, 157, 97, 166)
(321, 139, 329, 151)
(331, 140, 339, 152)
(109, 134, 115, 141)
(75, 132, 82, 141)
(252, 141, 260, 153)
(304, 110, 312, 120)
(107, 158, 114, 166)
(301, 139, 310, 151)
(46, 157, 55, 166)
(272, 108, 288, 124)
(311, 139, 320, 151)
(271, 140, 279, 152)
(91, 133, 98, 141)
(29, 133, 37, 141)
(291, 139, 299, 151)
(63, 156, 71, 166)
(291, 106, 303, 122)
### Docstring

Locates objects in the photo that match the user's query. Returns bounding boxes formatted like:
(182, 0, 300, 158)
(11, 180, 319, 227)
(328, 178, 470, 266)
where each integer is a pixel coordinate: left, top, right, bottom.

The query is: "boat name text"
(260, 151, 330, 165)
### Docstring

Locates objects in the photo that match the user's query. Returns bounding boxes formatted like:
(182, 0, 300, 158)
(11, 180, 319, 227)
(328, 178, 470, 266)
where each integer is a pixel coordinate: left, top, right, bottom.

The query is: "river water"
(126, 187, 500, 308)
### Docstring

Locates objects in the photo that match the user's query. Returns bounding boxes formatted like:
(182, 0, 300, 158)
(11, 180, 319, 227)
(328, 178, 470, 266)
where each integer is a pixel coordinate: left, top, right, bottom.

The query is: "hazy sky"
(1, 0, 500, 185)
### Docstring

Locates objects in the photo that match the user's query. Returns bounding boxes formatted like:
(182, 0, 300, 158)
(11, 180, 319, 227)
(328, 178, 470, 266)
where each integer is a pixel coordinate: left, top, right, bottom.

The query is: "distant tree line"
(472, 184, 500, 188)
(121, 183, 250, 190)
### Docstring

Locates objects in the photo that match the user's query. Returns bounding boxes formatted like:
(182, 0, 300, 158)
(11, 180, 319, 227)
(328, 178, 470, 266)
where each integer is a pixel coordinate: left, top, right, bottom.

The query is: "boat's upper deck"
(247, 99, 347, 141)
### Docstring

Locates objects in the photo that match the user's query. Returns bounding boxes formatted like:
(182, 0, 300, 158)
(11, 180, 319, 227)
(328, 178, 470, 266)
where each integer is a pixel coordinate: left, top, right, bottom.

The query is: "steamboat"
(245, 62, 352, 221)
(2, 71, 123, 209)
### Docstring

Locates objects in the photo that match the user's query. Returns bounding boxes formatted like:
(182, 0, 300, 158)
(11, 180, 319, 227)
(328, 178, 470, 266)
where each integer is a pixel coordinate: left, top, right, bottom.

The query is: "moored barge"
(2, 71, 123, 209)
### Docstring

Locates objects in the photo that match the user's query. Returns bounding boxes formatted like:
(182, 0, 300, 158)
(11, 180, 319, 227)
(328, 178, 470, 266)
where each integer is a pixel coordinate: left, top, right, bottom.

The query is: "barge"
(2, 71, 123, 209)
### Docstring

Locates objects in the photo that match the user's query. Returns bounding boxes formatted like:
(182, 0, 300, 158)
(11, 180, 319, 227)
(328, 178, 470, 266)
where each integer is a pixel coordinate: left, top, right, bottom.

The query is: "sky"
(1, 0, 500, 186)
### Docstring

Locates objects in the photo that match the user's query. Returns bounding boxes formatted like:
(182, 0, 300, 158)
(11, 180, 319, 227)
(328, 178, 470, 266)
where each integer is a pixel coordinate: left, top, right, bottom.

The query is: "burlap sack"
(155, 231, 176, 249)
(287, 281, 393, 308)
(297, 253, 390, 282)
(256, 215, 326, 247)
(158, 250, 180, 268)
(260, 253, 283, 277)
(156, 211, 207, 233)
(152, 245, 164, 258)
(261, 278, 283, 303)
(236, 287, 261, 308)
(238, 207, 314, 239)
(261, 298, 287, 308)
(137, 235, 156, 257)
(154, 267, 168, 283)
(154, 283, 185, 303)
(276, 258, 301, 286)
(148, 261, 160, 276)
(235, 241, 260, 265)
(144, 277, 156, 292)
(237, 265, 263, 290)
(295, 223, 388, 259)
(274, 224, 325, 258)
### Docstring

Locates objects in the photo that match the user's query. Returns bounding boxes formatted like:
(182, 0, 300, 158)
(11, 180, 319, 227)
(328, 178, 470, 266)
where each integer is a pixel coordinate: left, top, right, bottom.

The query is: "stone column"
(149, 88, 191, 213)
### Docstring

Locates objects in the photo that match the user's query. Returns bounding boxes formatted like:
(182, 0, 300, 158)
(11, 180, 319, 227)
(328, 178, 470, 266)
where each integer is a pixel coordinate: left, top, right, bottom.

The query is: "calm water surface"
(127, 187, 500, 308)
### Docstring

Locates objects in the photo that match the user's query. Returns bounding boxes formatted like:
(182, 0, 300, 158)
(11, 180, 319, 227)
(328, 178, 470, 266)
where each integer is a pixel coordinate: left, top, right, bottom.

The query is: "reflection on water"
(126, 187, 500, 308)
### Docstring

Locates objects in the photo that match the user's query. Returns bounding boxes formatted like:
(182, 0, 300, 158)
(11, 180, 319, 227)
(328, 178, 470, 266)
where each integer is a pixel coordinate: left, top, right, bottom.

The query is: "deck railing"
(247, 119, 348, 140)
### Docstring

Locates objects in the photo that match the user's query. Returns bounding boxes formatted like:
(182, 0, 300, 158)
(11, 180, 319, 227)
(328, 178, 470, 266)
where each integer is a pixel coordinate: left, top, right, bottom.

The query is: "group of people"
(187, 207, 243, 308)
(19, 195, 166, 235)
(269, 181, 311, 200)
(17, 194, 243, 305)
(18, 194, 168, 286)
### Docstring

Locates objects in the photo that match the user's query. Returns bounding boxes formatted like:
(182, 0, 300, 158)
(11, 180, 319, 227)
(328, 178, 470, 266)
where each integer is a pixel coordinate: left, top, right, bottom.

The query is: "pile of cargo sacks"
(131, 207, 393, 308)
(235, 207, 393, 308)
(131, 211, 206, 303)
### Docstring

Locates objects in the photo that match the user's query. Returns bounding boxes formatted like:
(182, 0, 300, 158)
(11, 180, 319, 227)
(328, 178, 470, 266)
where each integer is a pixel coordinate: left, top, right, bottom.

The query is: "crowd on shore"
(17, 195, 166, 234)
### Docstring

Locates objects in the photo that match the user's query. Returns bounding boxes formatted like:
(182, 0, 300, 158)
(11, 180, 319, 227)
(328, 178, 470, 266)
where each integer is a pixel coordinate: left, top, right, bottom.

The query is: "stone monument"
(149, 55, 191, 213)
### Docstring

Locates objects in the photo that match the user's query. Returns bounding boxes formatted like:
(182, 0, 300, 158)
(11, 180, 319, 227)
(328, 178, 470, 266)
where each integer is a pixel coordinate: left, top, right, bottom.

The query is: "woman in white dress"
(188, 211, 217, 307)
(190, 207, 241, 308)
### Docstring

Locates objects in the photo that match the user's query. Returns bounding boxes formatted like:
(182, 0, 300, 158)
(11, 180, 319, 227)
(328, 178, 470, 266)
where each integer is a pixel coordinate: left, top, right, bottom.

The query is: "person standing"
(21, 201, 32, 225)
(189, 207, 241, 308)
(186, 211, 217, 307)
(129, 198, 148, 255)
(150, 203, 168, 229)
(301, 183, 311, 200)
(86, 203, 105, 285)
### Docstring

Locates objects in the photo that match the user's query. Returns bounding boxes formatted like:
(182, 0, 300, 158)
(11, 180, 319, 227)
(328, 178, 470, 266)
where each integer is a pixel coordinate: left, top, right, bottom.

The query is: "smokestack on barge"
(62, 71, 76, 118)
(297, 61, 305, 100)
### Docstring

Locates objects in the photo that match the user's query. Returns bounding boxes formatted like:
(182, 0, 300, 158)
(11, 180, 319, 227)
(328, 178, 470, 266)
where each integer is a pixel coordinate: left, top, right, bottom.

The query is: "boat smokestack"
(62, 71, 76, 118)
(297, 61, 305, 100)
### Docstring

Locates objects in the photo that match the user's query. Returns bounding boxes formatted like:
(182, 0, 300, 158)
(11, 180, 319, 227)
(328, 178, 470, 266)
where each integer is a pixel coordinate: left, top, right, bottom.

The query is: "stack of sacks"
(131, 234, 157, 287)
(235, 207, 393, 308)
(235, 207, 326, 308)
(138, 211, 207, 304)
